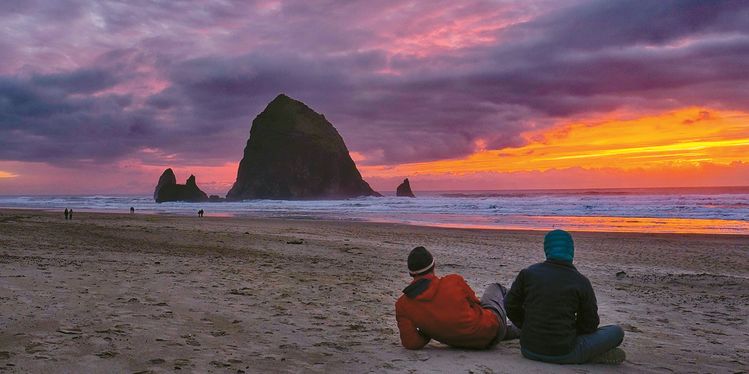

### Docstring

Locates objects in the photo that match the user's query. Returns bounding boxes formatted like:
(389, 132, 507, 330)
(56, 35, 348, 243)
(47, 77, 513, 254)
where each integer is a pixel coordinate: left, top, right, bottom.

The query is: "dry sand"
(0, 209, 747, 373)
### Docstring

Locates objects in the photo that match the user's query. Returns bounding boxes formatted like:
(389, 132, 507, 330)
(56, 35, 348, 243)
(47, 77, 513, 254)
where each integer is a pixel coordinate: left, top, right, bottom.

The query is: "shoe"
(502, 323, 521, 341)
(591, 348, 626, 364)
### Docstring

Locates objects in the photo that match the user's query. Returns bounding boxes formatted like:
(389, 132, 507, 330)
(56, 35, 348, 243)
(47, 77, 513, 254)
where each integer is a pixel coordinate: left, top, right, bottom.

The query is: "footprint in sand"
(25, 342, 45, 354)
(621, 323, 643, 333)
(57, 327, 82, 335)
(95, 351, 117, 359)
(313, 341, 349, 351)
(180, 334, 201, 346)
(210, 330, 227, 337)
(173, 358, 191, 369)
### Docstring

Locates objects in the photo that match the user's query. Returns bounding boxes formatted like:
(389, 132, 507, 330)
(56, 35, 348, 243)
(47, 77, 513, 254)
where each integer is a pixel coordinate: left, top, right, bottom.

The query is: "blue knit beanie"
(544, 229, 574, 263)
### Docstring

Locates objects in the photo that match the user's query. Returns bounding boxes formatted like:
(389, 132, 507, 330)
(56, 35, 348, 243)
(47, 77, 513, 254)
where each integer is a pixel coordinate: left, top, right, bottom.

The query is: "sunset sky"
(1, 0, 748, 194)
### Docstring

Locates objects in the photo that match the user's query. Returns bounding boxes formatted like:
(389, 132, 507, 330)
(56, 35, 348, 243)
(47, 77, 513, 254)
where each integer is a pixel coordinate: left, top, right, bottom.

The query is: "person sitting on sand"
(505, 229, 626, 364)
(395, 246, 519, 350)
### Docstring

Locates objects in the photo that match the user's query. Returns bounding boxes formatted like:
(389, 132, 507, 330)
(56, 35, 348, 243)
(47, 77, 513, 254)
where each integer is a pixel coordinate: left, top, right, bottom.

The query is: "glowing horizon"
(2, 107, 748, 195)
(1, 1, 749, 194)
(358, 108, 749, 178)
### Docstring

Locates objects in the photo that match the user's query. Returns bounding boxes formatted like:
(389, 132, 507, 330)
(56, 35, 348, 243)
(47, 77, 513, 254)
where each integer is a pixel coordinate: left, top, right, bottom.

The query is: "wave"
(1, 189, 747, 234)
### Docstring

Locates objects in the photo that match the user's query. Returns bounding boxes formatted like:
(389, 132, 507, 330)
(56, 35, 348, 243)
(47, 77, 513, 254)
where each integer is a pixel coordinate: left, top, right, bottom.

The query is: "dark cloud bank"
(1, 0, 748, 168)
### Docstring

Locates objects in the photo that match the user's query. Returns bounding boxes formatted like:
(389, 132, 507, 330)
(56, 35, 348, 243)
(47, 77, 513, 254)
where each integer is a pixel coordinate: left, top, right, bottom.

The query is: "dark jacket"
(505, 260, 599, 356)
(395, 273, 499, 350)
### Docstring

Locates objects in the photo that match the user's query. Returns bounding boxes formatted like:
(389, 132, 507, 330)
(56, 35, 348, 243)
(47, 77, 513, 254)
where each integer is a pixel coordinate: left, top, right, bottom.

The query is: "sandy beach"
(0, 209, 747, 373)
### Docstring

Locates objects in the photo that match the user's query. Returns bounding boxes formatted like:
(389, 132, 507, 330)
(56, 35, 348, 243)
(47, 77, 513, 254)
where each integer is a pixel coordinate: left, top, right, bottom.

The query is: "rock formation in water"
(153, 168, 209, 203)
(226, 94, 381, 200)
(396, 178, 416, 197)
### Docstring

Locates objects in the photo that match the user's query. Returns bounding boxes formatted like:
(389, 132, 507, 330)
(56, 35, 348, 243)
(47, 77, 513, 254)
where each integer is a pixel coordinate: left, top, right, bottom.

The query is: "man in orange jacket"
(395, 246, 519, 350)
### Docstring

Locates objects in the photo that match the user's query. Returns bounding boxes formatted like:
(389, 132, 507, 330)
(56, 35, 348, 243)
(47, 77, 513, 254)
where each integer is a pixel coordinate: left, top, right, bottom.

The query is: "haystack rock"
(396, 178, 416, 197)
(226, 94, 381, 200)
(153, 168, 209, 203)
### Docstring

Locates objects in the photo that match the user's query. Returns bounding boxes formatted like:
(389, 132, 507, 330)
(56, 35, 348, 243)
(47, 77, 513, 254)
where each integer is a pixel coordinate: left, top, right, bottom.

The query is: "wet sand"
(0, 209, 747, 373)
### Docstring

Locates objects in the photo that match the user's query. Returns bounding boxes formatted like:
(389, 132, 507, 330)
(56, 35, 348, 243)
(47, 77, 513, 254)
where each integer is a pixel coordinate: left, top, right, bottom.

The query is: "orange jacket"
(395, 273, 499, 350)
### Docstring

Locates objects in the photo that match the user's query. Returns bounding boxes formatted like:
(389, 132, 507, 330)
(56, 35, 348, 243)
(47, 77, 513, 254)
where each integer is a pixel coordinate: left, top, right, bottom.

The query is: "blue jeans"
(521, 325, 625, 364)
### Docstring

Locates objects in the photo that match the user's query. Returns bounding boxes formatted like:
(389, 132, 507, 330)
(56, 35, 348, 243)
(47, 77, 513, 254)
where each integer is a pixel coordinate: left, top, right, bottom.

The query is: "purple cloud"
(0, 0, 748, 169)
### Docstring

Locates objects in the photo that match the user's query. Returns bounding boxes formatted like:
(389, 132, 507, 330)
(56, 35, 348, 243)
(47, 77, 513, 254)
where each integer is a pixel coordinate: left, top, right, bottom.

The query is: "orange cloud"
(3, 108, 747, 195)
(0, 170, 18, 179)
(359, 107, 749, 188)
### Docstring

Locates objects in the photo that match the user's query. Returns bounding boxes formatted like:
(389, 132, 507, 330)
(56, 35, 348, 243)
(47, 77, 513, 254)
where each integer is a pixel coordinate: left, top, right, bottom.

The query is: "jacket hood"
(402, 274, 440, 300)
(544, 229, 574, 263)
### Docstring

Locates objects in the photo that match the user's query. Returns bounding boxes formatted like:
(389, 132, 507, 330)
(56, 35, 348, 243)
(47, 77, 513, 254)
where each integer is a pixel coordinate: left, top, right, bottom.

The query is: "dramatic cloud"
(1, 0, 748, 190)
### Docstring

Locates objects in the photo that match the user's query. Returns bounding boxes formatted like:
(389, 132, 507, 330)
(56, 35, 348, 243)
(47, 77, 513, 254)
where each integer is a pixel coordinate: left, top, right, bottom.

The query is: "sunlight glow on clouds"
(0, 170, 18, 179)
(359, 108, 749, 178)
(1, 0, 748, 193)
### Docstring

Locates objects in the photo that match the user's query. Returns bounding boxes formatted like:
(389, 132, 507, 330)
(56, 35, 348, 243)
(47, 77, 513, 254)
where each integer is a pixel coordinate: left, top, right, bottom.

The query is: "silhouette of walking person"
(64, 208, 69, 220)
(198, 209, 204, 217)
(69, 209, 73, 220)
(130, 207, 135, 214)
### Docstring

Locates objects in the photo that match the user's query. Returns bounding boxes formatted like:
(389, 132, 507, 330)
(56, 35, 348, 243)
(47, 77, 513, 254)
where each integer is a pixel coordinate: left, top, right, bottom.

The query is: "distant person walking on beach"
(68, 209, 73, 220)
(64, 208, 69, 220)
(130, 207, 135, 214)
(505, 230, 625, 364)
(395, 246, 519, 350)
(198, 209, 204, 217)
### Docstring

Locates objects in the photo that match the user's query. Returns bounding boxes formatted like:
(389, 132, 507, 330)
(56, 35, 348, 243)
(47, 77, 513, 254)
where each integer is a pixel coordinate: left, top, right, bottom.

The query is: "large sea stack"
(153, 168, 209, 203)
(226, 94, 381, 200)
(396, 178, 416, 197)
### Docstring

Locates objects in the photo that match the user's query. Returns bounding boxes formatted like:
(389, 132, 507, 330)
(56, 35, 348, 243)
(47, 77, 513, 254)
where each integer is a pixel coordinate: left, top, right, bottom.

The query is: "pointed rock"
(396, 178, 416, 197)
(227, 94, 381, 200)
(186, 175, 198, 187)
(154, 168, 177, 201)
(154, 168, 209, 202)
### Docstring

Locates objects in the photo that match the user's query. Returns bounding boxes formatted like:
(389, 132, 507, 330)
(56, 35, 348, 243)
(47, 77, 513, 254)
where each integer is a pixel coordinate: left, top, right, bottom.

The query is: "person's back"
(394, 246, 518, 350)
(505, 230, 625, 364)
(396, 273, 498, 349)
(507, 260, 597, 356)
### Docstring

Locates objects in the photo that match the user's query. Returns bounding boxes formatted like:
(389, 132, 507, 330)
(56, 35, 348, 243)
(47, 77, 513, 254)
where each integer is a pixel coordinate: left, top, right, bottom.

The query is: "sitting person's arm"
(454, 275, 482, 306)
(576, 277, 600, 334)
(395, 310, 431, 349)
(504, 270, 526, 328)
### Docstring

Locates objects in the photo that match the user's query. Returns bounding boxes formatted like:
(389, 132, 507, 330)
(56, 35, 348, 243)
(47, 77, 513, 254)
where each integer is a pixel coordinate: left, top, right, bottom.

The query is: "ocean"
(1, 187, 748, 235)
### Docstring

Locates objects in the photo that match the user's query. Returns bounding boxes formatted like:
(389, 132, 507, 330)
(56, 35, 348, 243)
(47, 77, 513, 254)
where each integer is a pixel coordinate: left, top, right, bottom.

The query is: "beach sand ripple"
(0, 210, 747, 373)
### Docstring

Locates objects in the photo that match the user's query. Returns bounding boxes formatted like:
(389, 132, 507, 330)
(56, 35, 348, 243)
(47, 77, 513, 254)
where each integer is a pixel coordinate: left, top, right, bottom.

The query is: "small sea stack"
(153, 168, 209, 203)
(396, 178, 416, 197)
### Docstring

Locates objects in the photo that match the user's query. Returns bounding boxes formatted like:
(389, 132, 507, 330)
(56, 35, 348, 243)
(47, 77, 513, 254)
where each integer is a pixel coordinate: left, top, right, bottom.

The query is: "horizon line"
(2, 184, 749, 197)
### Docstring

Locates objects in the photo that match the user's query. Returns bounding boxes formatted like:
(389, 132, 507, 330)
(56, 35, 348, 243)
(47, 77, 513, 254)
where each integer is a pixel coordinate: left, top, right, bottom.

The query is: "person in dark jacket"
(395, 246, 519, 350)
(505, 230, 625, 364)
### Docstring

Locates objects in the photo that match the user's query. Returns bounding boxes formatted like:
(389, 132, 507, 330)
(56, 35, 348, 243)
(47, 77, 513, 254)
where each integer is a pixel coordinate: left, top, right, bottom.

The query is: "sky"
(1, 0, 748, 195)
